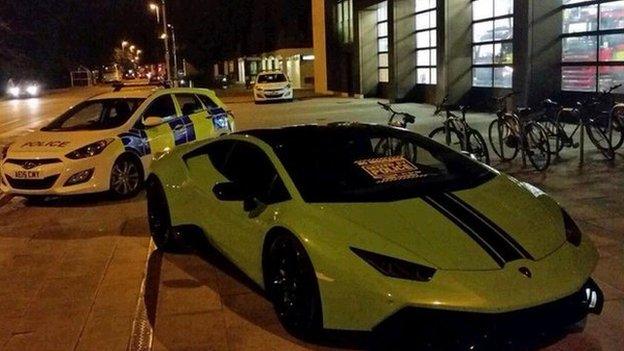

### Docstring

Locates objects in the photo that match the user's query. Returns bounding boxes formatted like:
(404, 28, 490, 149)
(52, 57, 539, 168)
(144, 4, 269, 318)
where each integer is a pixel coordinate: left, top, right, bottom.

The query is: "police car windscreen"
(257, 74, 287, 83)
(43, 99, 144, 131)
(264, 126, 494, 203)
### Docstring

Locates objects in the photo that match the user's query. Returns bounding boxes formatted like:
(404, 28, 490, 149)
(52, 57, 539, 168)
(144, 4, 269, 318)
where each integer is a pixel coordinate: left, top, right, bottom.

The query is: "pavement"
(0, 86, 622, 350)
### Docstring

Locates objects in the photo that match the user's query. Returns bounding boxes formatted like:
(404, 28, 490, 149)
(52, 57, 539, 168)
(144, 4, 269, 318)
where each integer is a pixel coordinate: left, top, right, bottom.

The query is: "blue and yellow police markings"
(119, 129, 152, 157)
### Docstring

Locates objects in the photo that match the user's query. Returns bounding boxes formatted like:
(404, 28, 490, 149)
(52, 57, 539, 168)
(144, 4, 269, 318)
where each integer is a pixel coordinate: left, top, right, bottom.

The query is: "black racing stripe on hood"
(423, 193, 530, 267)
(422, 196, 507, 268)
(445, 193, 535, 261)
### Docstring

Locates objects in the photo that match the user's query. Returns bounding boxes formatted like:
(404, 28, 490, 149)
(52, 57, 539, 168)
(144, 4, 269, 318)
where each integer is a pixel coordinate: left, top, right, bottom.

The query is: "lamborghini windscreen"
(268, 126, 494, 203)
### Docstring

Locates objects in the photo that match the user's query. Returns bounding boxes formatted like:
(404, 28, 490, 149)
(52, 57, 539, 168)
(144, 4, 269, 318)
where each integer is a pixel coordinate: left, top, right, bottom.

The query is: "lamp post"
(149, 3, 160, 23)
(168, 24, 178, 85)
(149, 1, 171, 83)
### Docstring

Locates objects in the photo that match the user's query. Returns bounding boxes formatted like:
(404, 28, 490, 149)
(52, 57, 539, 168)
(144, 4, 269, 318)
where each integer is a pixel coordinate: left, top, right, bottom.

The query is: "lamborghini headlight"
(562, 209, 582, 247)
(351, 247, 436, 282)
(65, 139, 114, 160)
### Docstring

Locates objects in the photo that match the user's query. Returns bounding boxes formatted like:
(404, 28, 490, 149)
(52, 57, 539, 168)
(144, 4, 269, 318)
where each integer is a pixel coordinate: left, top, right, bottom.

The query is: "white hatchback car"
(253, 71, 293, 103)
(0, 86, 234, 199)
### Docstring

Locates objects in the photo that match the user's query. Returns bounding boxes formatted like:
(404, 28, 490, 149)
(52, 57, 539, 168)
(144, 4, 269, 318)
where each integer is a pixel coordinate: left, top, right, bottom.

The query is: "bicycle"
(429, 96, 490, 165)
(488, 92, 552, 171)
(375, 102, 417, 158)
(537, 95, 617, 161)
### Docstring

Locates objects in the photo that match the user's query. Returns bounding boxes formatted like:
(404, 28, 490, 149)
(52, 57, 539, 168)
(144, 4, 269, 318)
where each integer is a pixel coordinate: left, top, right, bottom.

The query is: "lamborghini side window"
(205, 140, 236, 175)
(222, 142, 290, 204)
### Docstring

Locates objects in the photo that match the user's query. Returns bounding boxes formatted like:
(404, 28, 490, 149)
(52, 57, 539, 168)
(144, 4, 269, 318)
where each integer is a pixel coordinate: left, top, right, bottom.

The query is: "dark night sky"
(0, 0, 312, 87)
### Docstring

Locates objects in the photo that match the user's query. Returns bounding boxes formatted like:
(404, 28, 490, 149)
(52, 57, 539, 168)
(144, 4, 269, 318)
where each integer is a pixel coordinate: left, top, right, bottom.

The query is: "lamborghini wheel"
(265, 233, 322, 338)
(146, 177, 181, 252)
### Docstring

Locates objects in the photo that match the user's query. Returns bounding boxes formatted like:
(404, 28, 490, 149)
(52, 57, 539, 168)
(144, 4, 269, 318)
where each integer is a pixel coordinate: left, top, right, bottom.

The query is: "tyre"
(146, 177, 182, 252)
(586, 123, 616, 160)
(466, 129, 490, 165)
(264, 233, 322, 338)
(110, 155, 143, 198)
(540, 119, 565, 155)
(610, 107, 624, 150)
(525, 122, 551, 171)
(429, 126, 464, 154)
(488, 117, 520, 161)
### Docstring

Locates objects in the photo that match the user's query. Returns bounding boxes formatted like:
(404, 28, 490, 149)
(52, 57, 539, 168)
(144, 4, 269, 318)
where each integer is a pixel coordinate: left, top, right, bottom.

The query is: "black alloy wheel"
(146, 178, 180, 252)
(110, 155, 143, 198)
(265, 233, 322, 339)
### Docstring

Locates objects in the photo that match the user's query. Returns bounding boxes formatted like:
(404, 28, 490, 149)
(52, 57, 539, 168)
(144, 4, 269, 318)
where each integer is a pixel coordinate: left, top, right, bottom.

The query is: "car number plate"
(14, 170, 42, 179)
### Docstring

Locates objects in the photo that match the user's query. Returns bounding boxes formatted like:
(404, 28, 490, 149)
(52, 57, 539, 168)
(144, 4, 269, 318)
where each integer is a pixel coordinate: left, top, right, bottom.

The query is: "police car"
(0, 86, 234, 199)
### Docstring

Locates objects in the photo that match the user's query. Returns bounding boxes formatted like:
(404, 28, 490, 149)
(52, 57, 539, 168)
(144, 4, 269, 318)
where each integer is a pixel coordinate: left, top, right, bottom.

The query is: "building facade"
(315, 0, 624, 107)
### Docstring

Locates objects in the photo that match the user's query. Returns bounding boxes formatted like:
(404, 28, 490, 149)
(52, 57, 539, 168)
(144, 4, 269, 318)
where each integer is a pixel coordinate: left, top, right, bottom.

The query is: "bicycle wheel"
(539, 119, 565, 156)
(611, 105, 624, 150)
(586, 123, 616, 160)
(466, 129, 491, 165)
(488, 117, 520, 161)
(429, 126, 464, 154)
(524, 122, 551, 171)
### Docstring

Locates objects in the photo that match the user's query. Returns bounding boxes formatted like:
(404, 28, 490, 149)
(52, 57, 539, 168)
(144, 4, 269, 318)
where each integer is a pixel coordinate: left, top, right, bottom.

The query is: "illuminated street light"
(149, 0, 172, 83)
(149, 3, 160, 23)
(130, 45, 136, 52)
(121, 40, 129, 48)
(137, 49, 143, 55)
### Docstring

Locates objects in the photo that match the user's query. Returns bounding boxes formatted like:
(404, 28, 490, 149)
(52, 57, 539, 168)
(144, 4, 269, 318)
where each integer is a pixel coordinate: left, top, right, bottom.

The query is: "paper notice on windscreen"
(354, 156, 425, 184)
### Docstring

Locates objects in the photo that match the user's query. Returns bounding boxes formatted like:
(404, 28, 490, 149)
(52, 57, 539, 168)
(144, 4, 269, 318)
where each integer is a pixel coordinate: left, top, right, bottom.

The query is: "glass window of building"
(378, 2, 390, 83)
(562, 0, 624, 92)
(415, 0, 438, 85)
(472, 0, 514, 88)
(337, 1, 354, 44)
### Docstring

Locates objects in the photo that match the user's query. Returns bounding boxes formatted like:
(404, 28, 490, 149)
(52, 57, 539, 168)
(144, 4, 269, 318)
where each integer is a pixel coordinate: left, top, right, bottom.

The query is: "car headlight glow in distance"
(562, 209, 582, 247)
(351, 247, 436, 282)
(65, 139, 114, 160)
(8, 87, 20, 97)
(26, 85, 39, 96)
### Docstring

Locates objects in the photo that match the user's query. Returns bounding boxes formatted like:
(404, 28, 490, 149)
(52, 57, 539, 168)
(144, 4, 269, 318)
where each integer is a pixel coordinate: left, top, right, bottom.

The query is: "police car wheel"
(110, 156, 143, 198)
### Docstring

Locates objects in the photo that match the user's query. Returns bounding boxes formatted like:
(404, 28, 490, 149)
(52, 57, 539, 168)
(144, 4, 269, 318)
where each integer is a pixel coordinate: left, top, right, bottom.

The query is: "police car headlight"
(66, 139, 114, 160)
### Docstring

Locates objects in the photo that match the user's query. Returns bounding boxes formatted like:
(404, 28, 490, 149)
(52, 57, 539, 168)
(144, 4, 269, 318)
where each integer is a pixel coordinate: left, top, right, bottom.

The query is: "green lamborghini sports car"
(146, 123, 603, 345)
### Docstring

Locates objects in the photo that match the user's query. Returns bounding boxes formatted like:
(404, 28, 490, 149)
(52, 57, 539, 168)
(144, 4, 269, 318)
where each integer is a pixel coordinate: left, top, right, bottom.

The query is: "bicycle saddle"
(516, 107, 533, 116)
(542, 99, 559, 108)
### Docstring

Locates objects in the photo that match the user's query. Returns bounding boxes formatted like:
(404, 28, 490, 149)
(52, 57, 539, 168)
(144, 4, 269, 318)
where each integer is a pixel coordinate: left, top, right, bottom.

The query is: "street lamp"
(130, 45, 136, 53)
(149, 3, 160, 23)
(149, 1, 171, 83)
(168, 24, 178, 83)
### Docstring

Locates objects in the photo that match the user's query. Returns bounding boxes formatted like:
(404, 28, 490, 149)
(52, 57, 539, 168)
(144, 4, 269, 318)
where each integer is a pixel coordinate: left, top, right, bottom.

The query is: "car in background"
(5, 79, 42, 99)
(146, 123, 602, 347)
(0, 85, 234, 199)
(253, 71, 293, 103)
(102, 66, 122, 83)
